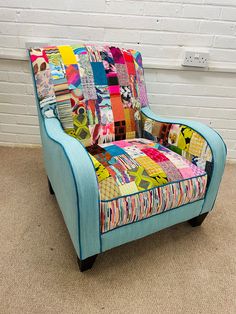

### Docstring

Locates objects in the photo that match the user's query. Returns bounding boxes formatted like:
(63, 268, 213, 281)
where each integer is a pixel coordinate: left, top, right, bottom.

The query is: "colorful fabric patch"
(99, 177, 121, 200)
(102, 144, 126, 156)
(54, 77, 70, 97)
(78, 53, 97, 100)
(45, 47, 65, 80)
(73, 107, 92, 146)
(188, 132, 205, 157)
(124, 146, 146, 159)
(91, 62, 107, 85)
(58, 45, 77, 65)
(110, 94, 125, 122)
(141, 147, 169, 163)
(177, 126, 193, 151)
(109, 47, 125, 64)
(168, 124, 181, 146)
(119, 181, 139, 196)
(30, 48, 49, 74)
(115, 121, 126, 141)
(86, 144, 105, 155)
(130, 50, 148, 107)
(135, 155, 167, 179)
(128, 166, 159, 191)
(115, 64, 129, 85)
(120, 86, 132, 108)
(56, 101, 73, 130)
(114, 154, 139, 170)
(35, 70, 54, 100)
(90, 155, 110, 182)
(94, 151, 113, 167)
(65, 64, 81, 89)
(107, 162, 131, 185)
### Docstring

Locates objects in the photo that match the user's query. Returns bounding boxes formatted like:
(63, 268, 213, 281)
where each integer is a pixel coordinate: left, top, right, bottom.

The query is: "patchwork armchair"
(29, 44, 226, 271)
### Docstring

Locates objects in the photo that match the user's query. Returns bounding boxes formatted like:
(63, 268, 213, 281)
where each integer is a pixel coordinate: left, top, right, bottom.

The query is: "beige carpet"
(0, 146, 235, 314)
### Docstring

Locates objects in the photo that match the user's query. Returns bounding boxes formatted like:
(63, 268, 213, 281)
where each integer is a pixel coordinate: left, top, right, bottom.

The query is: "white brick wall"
(0, 0, 236, 160)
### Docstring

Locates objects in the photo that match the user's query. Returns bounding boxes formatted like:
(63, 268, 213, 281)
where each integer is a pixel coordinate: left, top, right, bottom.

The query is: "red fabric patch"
(123, 50, 136, 75)
(141, 148, 169, 162)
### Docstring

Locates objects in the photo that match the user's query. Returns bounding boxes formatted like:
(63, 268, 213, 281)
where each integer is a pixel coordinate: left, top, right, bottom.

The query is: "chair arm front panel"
(141, 107, 227, 214)
(41, 116, 101, 259)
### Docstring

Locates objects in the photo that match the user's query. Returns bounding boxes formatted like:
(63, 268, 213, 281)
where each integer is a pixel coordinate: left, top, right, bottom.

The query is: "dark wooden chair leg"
(77, 254, 97, 272)
(47, 177, 54, 195)
(188, 213, 208, 227)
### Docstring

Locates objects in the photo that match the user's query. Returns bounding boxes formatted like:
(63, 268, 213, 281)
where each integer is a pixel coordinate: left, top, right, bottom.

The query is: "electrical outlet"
(182, 50, 209, 68)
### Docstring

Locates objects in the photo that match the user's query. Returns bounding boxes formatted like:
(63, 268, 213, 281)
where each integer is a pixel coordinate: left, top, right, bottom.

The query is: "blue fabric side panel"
(43, 118, 101, 259)
(102, 199, 204, 252)
(39, 117, 81, 257)
(29, 54, 101, 260)
(141, 107, 227, 214)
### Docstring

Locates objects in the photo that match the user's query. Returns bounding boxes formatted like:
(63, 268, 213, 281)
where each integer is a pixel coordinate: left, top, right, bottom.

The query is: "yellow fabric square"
(99, 177, 121, 200)
(177, 126, 193, 151)
(189, 132, 205, 157)
(126, 131, 136, 139)
(90, 155, 110, 182)
(135, 156, 166, 177)
(119, 182, 138, 196)
(58, 46, 77, 65)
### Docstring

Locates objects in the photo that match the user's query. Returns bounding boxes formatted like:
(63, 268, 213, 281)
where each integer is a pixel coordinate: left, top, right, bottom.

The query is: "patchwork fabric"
(89, 138, 208, 233)
(30, 44, 146, 147)
(142, 114, 213, 182)
(30, 44, 211, 234)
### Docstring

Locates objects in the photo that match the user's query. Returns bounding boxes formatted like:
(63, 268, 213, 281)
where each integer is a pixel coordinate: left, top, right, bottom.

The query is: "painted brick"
(0, 0, 235, 160)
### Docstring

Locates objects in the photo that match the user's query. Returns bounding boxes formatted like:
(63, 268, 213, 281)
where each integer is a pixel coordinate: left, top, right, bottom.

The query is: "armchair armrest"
(40, 116, 101, 260)
(141, 107, 227, 214)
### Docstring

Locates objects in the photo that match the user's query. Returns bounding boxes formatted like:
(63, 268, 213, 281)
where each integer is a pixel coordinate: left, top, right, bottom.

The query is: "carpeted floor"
(0, 146, 235, 314)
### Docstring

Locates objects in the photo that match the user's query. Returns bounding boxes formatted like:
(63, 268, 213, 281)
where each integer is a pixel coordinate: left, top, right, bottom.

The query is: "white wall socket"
(182, 50, 209, 68)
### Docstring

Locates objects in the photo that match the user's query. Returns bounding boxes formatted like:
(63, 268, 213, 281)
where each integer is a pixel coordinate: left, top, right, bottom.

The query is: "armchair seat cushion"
(87, 138, 207, 233)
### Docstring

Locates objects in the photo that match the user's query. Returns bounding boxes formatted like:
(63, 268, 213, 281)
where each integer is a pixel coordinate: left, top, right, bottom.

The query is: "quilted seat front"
(88, 138, 207, 233)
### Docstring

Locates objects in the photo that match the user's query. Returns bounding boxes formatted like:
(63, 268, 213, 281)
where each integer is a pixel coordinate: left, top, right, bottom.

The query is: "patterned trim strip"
(100, 175, 207, 233)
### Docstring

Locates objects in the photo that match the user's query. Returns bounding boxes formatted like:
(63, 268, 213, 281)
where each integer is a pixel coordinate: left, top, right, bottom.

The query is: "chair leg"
(77, 255, 97, 272)
(188, 213, 208, 227)
(47, 177, 54, 195)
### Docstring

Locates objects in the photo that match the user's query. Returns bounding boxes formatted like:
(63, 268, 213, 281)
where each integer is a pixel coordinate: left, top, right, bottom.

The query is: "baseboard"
(0, 142, 41, 149)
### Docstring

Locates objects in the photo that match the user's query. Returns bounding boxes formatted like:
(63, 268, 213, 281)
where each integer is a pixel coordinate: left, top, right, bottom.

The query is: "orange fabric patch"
(111, 94, 125, 122)
(124, 108, 136, 133)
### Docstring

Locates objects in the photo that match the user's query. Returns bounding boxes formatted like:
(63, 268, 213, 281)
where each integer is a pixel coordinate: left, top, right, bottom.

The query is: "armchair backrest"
(29, 44, 148, 146)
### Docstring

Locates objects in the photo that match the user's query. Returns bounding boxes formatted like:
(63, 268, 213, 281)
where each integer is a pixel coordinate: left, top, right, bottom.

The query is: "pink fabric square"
(141, 148, 169, 162)
(109, 85, 120, 94)
(179, 167, 195, 179)
(112, 140, 133, 148)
